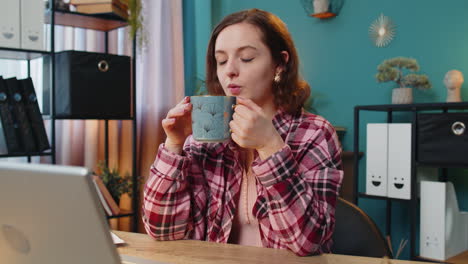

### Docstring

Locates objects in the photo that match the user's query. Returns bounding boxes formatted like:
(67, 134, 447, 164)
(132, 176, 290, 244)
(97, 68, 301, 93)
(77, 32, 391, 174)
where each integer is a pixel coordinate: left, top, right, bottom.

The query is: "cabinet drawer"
(417, 113, 468, 166)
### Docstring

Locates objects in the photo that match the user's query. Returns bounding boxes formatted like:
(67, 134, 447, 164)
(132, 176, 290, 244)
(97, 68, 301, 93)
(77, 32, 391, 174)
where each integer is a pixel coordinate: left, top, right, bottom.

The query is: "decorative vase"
(444, 70, 464, 102)
(392, 88, 413, 104)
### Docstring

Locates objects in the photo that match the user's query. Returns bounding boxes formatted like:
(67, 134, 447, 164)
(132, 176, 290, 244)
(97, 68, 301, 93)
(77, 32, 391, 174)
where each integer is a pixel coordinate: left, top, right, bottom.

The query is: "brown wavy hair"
(205, 8, 310, 114)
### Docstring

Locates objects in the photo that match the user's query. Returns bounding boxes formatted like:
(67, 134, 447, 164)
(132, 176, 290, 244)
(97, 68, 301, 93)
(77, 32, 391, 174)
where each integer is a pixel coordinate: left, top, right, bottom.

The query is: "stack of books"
(70, 0, 129, 20)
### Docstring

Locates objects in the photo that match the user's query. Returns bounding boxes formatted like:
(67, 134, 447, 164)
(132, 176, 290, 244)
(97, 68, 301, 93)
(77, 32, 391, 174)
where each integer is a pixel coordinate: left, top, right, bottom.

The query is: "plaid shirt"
(142, 109, 343, 256)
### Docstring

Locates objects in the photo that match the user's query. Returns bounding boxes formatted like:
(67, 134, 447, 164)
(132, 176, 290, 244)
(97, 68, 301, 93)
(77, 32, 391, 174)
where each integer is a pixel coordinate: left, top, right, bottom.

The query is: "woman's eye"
(217, 60, 227, 65)
(241, 58, 254, 62)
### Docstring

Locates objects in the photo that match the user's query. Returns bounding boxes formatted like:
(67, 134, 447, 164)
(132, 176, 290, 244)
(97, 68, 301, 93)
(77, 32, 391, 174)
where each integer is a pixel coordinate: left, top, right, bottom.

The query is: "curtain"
(136, 0, 185, 232)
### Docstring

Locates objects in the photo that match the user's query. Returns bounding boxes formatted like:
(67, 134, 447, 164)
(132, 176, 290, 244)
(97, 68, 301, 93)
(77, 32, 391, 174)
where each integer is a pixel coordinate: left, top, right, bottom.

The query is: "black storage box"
(54, 50, 131, 119)
(417, 113, 468, 166)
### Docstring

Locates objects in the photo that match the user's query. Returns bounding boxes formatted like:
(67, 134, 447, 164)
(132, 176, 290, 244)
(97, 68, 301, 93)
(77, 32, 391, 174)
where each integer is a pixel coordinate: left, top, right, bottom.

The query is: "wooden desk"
(114, 231, 429, 264)
(447, 250, 468, 263)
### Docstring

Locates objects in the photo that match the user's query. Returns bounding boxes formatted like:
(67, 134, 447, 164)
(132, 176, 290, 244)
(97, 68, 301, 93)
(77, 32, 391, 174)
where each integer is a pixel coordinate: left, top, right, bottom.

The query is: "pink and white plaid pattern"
(142, 109, 343, 256)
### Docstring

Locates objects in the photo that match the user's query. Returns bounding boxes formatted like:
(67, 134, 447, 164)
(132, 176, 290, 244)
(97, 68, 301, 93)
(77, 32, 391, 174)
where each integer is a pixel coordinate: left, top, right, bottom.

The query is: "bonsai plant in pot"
(95, 161, 142, 230)
(376, 57, 432, 104)
(95, 161, 134, 205)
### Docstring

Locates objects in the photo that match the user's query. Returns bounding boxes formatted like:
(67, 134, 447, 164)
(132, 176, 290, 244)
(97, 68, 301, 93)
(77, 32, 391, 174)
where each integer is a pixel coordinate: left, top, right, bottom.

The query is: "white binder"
(420, 181, 468, 260)
(387, 123, 412, 200)
(20, 0, 45, 50)
(366, 123, 388, 196)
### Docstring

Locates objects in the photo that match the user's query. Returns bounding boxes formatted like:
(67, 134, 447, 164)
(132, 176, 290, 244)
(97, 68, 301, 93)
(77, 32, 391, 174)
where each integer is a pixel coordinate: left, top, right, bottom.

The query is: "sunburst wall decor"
(369, 14, 396, 47)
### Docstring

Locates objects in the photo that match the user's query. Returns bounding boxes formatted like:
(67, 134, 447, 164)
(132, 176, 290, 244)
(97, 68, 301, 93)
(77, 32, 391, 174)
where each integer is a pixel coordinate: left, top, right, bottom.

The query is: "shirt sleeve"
(251, 120, 343, 256)
(142, 139, 207, 241)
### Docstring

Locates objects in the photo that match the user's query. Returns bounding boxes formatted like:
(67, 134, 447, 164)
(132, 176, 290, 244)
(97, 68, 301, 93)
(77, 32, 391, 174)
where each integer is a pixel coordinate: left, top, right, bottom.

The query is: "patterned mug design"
(191, 96, 236, 142)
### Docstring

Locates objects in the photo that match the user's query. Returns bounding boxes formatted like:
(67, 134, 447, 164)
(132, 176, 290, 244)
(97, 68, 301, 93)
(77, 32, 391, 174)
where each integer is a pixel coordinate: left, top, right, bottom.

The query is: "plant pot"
(392, 88, 413, 104)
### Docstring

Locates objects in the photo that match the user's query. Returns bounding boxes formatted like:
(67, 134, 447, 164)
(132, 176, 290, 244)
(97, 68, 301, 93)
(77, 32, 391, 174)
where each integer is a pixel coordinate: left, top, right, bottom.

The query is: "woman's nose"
(225, 60, 239, 79)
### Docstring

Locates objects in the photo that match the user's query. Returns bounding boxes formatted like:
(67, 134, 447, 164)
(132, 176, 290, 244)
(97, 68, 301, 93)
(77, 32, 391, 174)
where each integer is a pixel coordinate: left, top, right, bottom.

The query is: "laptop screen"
(0, 162, 121, 264)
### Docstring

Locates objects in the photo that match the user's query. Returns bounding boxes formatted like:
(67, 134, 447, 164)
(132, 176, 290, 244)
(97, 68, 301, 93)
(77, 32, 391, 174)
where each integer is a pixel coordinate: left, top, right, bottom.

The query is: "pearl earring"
(274, 72, 281, 83)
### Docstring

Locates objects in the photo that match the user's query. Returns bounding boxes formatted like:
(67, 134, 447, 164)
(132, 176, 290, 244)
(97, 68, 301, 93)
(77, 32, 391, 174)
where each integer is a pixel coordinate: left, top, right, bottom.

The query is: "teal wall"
(183, 0, 468, 259)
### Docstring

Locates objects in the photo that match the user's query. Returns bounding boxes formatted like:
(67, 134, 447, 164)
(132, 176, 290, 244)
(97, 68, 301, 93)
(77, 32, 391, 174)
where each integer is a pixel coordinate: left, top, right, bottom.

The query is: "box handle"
(452, 121, 465, 136)
(98, 60, 109, 72)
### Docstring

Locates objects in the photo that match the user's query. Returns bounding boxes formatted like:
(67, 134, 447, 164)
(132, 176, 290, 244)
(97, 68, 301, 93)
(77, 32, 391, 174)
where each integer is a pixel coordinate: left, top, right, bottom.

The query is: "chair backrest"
(331, 198, 393, 258)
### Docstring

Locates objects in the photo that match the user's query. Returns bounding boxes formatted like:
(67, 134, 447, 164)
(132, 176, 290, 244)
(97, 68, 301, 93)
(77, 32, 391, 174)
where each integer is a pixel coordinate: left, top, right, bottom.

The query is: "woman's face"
(214, 22, 277, 108)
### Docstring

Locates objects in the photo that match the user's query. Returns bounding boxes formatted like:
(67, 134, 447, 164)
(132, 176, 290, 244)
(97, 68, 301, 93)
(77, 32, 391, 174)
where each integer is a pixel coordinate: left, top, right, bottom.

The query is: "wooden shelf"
(46, 10, 128, 31)
(0, 47, 50, 60)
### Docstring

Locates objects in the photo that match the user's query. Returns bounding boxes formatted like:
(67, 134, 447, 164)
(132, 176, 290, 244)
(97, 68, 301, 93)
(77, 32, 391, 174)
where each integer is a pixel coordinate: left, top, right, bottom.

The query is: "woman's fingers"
(229, 118, 248, 138)
(162, 118, 176, 128)
(236, 97, 262, 113)
(229, 119, 239, 134)
(166, 96, 191, 118)
(176, 96, 190, 106)
(232, 104, 252, 120)
(166, 102, 192, 118)
(230, 120, 250, 148)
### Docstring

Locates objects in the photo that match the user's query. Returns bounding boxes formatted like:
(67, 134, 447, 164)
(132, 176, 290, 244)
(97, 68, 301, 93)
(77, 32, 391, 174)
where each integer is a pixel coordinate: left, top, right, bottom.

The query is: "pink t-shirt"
(228, 168, 262, 247)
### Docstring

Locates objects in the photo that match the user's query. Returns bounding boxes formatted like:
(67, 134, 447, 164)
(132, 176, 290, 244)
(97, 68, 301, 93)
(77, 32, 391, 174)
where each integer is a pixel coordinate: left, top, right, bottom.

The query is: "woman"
(142, 8, 343, 256)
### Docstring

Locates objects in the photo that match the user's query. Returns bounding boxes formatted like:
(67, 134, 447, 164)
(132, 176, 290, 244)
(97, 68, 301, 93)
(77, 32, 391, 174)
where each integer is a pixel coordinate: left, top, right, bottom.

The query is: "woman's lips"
(228, 87, 241, 95)
(228, 84, 241, 95)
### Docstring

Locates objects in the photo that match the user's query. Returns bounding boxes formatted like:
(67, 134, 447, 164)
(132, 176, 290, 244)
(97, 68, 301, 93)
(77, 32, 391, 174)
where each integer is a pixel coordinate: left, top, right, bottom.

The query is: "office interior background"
(186, 0, 468, 260)
(0, 0, 467, 261)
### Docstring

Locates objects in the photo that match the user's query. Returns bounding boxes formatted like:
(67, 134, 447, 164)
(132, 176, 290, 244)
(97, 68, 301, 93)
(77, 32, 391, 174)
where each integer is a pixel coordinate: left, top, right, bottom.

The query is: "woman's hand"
(162, 96, 193, 154)
(229, 97, 285, 160)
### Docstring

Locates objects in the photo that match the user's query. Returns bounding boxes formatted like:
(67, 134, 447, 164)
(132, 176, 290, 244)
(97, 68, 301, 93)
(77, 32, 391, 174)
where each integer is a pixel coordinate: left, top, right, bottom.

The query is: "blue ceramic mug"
(191, 96, 236, 142)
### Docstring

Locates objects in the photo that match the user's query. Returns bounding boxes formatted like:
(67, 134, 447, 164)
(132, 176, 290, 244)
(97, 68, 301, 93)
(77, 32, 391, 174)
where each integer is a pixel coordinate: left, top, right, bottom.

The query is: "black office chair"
(331, 198, 393, 258)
